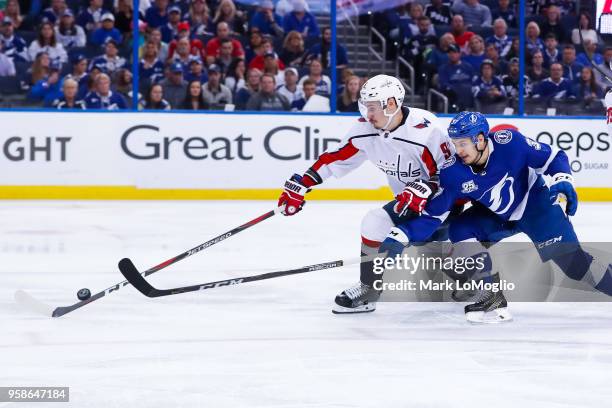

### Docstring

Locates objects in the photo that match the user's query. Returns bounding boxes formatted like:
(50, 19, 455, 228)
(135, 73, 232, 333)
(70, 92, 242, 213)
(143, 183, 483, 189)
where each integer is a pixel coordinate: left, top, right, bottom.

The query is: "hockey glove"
(393, 179, 437, 218)
(278, 174, 309, 216)
(379, 227, 410, 258)
(549, 173, 577, 216)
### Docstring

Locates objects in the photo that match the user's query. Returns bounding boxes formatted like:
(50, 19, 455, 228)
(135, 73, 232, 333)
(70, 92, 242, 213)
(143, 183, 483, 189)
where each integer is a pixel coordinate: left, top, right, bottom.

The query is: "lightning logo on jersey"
(478, 173, 515, 215)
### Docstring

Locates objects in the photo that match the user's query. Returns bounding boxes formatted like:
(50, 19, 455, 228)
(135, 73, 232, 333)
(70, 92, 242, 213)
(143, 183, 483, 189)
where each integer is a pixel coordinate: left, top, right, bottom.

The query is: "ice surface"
(2, 201, 612, 408)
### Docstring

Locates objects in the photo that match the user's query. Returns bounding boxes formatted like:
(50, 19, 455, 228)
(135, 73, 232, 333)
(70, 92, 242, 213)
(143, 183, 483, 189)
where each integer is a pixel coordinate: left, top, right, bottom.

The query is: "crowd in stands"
(137, 0, 354, 112)
(1, 1, 606, 115)
(0, 0, 133, 109)
(374, 0, 605, 115)
(524, 5, 609, 114)
(0, 0, 357, 112)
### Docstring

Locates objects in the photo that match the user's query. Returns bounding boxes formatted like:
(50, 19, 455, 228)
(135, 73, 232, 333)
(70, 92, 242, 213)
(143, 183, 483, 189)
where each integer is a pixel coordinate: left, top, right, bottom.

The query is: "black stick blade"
(118, 258, 159, 297)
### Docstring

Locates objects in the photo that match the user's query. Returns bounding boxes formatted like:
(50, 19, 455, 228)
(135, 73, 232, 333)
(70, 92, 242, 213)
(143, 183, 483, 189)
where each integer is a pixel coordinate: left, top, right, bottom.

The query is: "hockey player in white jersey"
(277, 75, 454, 313)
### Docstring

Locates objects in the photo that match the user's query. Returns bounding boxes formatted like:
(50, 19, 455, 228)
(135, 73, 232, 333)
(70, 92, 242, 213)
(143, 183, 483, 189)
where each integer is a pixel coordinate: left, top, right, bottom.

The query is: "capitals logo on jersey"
(413, 118, 431, 129)
(478, 172, 515, 214)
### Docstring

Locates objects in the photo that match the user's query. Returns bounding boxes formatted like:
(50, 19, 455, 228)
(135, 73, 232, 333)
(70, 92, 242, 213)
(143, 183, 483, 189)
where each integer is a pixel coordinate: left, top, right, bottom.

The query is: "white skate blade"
(466, 307, 513, 324)
(332, 302, 376, 314)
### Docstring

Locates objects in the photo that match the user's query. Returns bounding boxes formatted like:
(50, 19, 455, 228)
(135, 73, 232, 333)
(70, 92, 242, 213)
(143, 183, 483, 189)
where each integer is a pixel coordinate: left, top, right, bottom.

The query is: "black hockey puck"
(77, 288, 91, 300)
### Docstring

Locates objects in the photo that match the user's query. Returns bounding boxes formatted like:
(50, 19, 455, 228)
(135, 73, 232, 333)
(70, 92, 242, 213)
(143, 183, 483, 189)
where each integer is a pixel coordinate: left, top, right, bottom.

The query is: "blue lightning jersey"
(400, 128, 571, 242)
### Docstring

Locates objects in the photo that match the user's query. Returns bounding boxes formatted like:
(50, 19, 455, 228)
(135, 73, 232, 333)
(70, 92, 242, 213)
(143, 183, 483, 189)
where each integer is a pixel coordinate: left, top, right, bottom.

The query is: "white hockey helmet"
(358, 75, 405, 126)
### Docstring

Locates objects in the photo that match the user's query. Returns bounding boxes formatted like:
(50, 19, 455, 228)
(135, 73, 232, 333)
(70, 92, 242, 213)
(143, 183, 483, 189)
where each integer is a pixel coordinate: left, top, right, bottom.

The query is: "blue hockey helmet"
(447, 111, 490, 144)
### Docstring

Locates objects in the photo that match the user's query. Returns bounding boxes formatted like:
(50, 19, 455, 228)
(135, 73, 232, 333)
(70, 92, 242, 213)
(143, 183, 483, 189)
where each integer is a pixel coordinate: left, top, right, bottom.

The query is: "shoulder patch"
(413, 118, 431, 129)
(441, 155, 456, 169)
(461, 180, 479, 194)
(493, 129, 513, 144)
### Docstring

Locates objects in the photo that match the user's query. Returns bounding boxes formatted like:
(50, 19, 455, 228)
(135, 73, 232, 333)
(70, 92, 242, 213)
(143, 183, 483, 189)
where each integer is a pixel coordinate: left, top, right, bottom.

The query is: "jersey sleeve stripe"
(420, 146, 438, 177)
(535, 145, 560, 174)
(311, 141, 360, 172)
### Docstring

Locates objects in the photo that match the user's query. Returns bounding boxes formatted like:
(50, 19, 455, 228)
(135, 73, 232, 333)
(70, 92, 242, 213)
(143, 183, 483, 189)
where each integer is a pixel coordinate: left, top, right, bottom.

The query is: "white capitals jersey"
(305, 107, 453, 195)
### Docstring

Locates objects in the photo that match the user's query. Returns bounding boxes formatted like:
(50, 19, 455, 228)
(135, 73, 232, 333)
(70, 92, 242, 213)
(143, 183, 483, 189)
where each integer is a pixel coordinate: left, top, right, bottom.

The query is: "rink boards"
(0, 111, 610, 200)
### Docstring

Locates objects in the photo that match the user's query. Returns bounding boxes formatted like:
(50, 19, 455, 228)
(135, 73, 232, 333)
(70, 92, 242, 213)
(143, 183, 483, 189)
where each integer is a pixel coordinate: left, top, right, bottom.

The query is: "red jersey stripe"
(421, 147, 437, 177)
(311, 141, 360, 172)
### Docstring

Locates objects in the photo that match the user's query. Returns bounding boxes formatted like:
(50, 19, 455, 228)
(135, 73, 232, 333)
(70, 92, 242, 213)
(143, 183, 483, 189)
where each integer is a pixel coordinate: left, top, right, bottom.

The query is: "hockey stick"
(16, 208, 281, 318)
(118, 255, 366, 298)
(579, 29, 612, 85)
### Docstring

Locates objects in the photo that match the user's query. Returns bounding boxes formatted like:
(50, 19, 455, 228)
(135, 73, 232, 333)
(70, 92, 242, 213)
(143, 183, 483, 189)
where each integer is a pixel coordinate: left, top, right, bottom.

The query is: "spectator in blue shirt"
(486, 18, 512, 58)
(561, 44, 583, 84)
(425, 0, 452, 26)
(235, 67, 261, 110)
(66, 53, 90, 98)
(438, 43, 476, 110)
(576, 39, 603, 67)
(526, 51, 548, 83)
(53, 78, 86, 109)
(525, 21, 545, 59)
(140, 83, 172, 110)
(89, 39, 127, 75)
(462, 35, 486, 72)
(145, 0, 170, 29)
(55, 10, 87, 49)
(29, 59, 64, 106)
(160, 5, 182, 43)
(0, 16, 28, 62)
(532, 62, 575, 100)
(84, 72, 127, 109)
(77, 0, 107, 33)
(472, 59, 506, 103)
(426, 33, 455, 73)
(573, 66, 604, 104)
(185, 58, 208, 83)
(307, 26, 348, 70)
(41, 0, 67, 25)
(484, 42, 507, 75)
(542, 33, 560, 69)
(451, 0, 492, 28)
(401, 2, 436, 39)
(282, 0, 320, 39)
(491, 0, 516, 28)
(91, 12, 122, 46)
(249, 0, 283, 37)
(139, 40, 165, 84)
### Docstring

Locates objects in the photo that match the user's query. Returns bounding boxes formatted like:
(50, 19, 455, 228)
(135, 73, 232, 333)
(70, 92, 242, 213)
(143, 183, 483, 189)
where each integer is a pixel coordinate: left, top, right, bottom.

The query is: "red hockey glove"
(393, 179, 437, 217)
(278, 174, 310, 216)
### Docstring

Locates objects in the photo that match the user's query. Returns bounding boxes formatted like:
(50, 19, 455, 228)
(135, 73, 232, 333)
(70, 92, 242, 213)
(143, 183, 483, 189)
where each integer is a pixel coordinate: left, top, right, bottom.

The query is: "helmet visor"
(358, 99, 385, 121)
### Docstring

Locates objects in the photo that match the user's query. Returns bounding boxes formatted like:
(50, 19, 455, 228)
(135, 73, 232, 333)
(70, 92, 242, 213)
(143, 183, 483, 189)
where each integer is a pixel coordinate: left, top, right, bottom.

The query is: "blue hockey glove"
(379, 227, 410, 258)
(549, 173, 577, 216)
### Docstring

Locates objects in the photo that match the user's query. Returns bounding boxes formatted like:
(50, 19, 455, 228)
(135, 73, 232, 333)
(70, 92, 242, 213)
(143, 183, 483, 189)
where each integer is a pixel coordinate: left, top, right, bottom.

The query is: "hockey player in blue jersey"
(380, 111, 612, 323)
